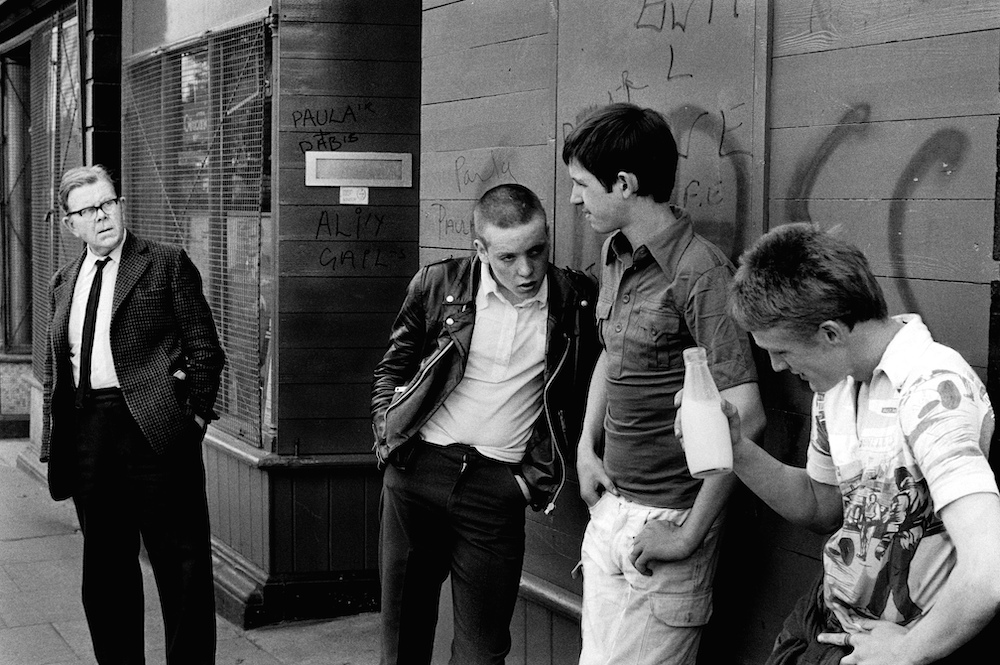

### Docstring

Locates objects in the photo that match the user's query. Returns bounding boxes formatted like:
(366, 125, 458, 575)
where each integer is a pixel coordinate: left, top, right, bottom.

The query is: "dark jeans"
(767, 574, 998, 665)
(71, 390, 216, 665)
(379, 442, 527, 665)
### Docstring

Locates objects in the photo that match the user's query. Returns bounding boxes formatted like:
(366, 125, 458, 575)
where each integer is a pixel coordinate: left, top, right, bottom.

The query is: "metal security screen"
(30, 12, 83, 378)
(122, 19, 269, 447)
(1, 50, 31, 352)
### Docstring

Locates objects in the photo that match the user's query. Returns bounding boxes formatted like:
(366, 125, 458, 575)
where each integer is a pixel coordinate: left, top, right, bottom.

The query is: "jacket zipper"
(542, 334, 571, 514)
(380, 338, 457, 443)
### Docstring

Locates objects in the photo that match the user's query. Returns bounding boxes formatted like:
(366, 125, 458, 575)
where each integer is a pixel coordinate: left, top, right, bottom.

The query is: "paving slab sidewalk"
(0, 439, 380, 665)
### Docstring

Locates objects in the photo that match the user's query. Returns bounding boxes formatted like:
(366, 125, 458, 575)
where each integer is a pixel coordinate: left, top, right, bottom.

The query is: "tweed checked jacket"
(42, 231, 225, 499)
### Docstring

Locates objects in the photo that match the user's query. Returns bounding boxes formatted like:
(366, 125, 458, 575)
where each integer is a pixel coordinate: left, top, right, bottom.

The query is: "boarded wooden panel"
(280, 205, 418, 242)
(418, 199, 476, 250)
(365, 472, 382, 569)
(771, 31, 1000, 128)
(292, 474, 332, 572)
(275, 418, 374, 456)
(278, 383, 374, 419)
(422, 0, 553, 58)
(555, 2, 766, 270)
(526, 602, 552, 663)
(279, 96, 419, 135)
(279, 348, 386, 383)
(421, 144, 553, 202)
(508, 597, 528, 665)
(280, 0, 420, 25)
(878, 278, 990, 370)
(768, 200, 996, 284)
(272, 475, 295, 572)
(773, 0, 1000, 56)
(551, 612, 582, 665)
(279, 240, 416, 278)
(422, 89, 553, 153)
(282, 59, 421, 97)
(278, 132, 419, 168)
(328, 472, 367, 569)
(418, 197, 555, 251)
(279, 312, 398, 348)
(768, 116, 996, 203)
(279, 168, 419, 206)
(280, 22, 420, 61)
(419, 247, 471, 267)
(279, 277, 411, 313)
(422, 36, 556, 105)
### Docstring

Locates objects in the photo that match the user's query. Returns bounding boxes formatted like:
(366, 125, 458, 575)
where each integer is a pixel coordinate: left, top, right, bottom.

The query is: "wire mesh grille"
(122, 20, 267, 446)
(1, 52, 32, 351)
(30, 12, 83, 379)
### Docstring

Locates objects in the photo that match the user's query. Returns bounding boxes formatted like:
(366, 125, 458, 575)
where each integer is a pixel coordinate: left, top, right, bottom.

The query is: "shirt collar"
(605, 205, 694, 278)
(873, 314, 933, 390)
(477, 260, 549, 310)
(83, 228, 126, 273)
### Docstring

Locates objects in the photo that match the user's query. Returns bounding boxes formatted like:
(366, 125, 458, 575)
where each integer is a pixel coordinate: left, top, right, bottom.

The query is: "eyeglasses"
(66, 197, 120, 222)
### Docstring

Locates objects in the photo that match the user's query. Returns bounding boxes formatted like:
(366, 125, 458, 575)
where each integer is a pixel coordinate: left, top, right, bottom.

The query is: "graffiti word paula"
(454, 151, 518, 194)
(430, 203, 473, 240)
(291, 101, 375, 128)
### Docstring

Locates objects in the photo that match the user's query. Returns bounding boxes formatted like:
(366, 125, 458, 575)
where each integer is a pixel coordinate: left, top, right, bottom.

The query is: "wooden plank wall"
(418, 1, 1000, 663)
(276, 0, 420, 458)
(734, 1, 1000, 663)
(420, 0, 557, 266)
(271, 0, 420, 583)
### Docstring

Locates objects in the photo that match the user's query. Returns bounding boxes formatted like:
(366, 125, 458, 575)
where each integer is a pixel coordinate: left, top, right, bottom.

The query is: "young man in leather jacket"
(372, 183, 599, 665)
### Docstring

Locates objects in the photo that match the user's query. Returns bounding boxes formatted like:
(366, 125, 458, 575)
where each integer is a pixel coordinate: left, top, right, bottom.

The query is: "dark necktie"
(76, 257, 111, 408)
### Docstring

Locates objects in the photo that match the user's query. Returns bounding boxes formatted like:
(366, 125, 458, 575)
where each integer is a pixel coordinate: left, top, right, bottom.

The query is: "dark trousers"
(70, 390, 216, 665)
(767, 574, 999, 665)
(379, 442, 527, 665)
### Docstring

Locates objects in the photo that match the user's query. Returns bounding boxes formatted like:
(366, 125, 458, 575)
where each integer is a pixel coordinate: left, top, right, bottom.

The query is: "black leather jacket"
(371, 255, 599, 512)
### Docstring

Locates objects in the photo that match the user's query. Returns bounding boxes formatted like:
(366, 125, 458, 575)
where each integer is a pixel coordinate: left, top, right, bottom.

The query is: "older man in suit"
(41, 165, 225, 664)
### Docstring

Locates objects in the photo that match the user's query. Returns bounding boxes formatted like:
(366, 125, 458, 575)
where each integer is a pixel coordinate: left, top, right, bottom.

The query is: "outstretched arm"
(724, 399, 843, 533)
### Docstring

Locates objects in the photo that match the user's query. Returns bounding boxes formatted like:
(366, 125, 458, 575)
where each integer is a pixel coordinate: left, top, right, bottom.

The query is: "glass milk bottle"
(680, 346, 733, 478)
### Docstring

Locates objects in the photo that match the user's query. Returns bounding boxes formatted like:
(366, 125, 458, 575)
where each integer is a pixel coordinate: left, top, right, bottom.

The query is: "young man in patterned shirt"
(722, 223, 1000, 665)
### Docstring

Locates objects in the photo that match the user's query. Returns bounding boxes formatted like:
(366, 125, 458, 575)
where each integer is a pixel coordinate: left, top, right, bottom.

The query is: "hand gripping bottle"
(680, 346, 733, 478)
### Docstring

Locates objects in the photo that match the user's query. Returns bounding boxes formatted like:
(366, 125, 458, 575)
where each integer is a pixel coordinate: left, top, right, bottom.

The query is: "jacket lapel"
(51, 252, 86, 362)
(112, 232, 151, 322)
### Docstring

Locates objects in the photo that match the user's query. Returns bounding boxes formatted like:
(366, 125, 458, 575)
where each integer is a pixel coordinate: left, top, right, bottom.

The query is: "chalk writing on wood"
(454, 150, 519, 194)
(298, 131, 359, 154)
(429, 203, 474, 241)
(315, 208, 387, 240)
(635, 0, 741, 32)
(319, 246, 405, 273)
(290, 101, 376, 129)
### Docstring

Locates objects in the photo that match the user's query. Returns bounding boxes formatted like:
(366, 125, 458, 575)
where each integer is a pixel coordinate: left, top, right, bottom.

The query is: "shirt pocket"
(631, 304, 681, 369)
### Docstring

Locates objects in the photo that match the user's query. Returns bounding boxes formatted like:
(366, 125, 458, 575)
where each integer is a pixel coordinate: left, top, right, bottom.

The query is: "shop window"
(122, 19, 272, 447)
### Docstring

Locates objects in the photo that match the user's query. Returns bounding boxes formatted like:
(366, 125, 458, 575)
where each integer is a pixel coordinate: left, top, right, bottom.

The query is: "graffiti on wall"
(785, 102, 970, 316)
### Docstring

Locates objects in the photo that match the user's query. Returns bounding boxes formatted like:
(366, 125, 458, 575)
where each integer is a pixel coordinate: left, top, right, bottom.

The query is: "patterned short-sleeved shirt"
(597, 207, 757, 508)
(808, 315, 997, 630)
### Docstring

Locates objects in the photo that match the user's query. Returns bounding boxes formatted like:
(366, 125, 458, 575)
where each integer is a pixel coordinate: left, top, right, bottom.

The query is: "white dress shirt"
(68, 230, 126, 390)
(420, 262, 548, 463)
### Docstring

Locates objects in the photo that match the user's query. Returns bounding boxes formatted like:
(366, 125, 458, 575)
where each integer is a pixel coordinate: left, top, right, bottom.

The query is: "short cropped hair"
(561, 103, 678, 203)
(729, 223, 888, 338)
(59, 165, 117, 212)
(473, 183, 547, 244)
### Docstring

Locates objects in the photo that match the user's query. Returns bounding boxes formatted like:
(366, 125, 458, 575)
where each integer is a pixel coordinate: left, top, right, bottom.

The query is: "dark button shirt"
(597, 207, 757, 508)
